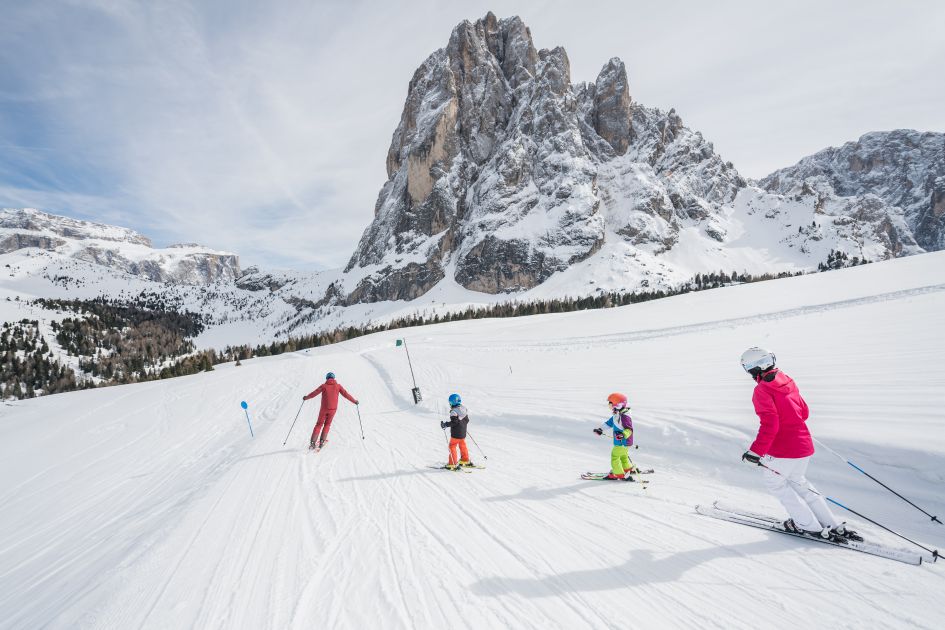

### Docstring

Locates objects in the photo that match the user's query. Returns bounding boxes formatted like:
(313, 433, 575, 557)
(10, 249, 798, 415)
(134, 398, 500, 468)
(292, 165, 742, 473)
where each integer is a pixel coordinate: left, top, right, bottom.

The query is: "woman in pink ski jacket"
(740, 347, 859, 542)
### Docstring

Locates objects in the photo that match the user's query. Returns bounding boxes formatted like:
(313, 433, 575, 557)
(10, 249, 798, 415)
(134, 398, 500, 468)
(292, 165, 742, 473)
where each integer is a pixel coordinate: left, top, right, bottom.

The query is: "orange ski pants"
(448, 438, 469, 465)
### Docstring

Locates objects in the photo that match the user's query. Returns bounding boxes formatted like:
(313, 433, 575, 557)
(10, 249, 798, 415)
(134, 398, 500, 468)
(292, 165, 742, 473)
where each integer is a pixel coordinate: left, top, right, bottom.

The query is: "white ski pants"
(761, 455, 839, 532)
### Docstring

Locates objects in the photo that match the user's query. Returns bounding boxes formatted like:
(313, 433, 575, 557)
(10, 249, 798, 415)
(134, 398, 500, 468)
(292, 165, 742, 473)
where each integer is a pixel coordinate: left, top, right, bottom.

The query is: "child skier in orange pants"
(440, 393, 474, 469)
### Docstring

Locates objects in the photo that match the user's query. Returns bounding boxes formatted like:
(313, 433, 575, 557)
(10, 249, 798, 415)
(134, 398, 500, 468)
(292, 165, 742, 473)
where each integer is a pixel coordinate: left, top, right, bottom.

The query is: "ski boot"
(783, 519, 823, 537)
(459, 460, 475, 467)
(318, 439, 328, 451)
(309, 440, 318, 450)
(827, 523, 863, 542)
(603, 473, 622, 480)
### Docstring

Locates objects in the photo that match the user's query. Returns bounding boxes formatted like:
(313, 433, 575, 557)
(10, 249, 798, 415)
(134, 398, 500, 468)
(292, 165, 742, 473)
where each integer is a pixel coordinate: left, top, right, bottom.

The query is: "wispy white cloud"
(2, 0, 943, 268)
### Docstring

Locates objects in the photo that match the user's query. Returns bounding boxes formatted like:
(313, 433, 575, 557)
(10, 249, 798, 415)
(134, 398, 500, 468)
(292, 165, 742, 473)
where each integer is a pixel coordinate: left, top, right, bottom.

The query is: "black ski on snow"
(427, 465, 473, 473)
(696, 501, 925, 566)
(581, 472, 649, 484)
(583, 468, 654, 477)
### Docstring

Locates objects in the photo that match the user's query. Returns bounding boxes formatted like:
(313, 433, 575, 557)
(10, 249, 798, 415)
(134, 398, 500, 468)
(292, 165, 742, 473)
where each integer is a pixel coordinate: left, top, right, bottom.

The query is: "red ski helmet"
(607, 392, 628, 410)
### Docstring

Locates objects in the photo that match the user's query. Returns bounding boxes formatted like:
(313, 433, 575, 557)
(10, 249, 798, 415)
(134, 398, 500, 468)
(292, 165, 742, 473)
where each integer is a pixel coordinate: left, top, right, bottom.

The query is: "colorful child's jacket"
(604, 410, 633, 447)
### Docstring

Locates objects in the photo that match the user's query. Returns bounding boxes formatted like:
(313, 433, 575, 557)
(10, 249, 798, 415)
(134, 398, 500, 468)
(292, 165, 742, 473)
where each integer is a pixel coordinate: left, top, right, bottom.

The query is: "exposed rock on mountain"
(0, 208, 240, 284)
(344, 13, 745, 302)
(761, 130, 945, 251)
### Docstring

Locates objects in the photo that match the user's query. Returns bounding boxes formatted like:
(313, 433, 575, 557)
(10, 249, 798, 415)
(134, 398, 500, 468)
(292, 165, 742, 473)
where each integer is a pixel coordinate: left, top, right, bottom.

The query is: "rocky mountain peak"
(336, 16, 937, 308)
(343, 13, 747, 303)
(592, 57, 632, 155)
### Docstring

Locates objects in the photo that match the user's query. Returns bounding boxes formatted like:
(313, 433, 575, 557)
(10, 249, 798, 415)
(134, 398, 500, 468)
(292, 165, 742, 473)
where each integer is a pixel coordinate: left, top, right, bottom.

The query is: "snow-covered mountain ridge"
(2, 14, 941, 354)
(761, 130, 944, 252)
(0, 208, 240, 284)
(337, 13, 937, 305)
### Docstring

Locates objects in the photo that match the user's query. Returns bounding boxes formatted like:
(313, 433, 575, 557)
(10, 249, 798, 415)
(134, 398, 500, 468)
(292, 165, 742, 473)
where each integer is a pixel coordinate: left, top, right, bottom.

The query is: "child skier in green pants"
(592, 392, 635, 480)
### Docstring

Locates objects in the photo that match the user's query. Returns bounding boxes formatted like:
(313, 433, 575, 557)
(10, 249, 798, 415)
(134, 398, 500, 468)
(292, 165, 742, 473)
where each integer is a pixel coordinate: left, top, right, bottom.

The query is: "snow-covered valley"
(1, 251, 943, 629)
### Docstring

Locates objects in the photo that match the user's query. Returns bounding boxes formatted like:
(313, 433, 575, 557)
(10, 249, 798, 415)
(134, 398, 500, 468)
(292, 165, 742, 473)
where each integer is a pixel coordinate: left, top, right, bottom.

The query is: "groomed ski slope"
(2, 252, 945, 630)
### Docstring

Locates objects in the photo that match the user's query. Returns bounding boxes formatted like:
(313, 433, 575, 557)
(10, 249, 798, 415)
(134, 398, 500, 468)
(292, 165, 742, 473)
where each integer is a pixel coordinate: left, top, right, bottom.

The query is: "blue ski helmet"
(326, 372, 336, 380)
(448, 393, 462, 407)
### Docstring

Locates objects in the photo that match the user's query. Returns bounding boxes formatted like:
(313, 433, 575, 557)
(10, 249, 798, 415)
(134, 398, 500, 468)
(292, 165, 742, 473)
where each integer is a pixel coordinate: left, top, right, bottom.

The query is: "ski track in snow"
(2, 259, 945, 629)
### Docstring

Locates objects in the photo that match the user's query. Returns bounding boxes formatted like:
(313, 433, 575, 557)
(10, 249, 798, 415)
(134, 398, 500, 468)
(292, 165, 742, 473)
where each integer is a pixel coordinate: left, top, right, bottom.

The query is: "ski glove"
(593, 428, 603, 436)
(440, 421, 449, 429)
(741, 450, 761, 465)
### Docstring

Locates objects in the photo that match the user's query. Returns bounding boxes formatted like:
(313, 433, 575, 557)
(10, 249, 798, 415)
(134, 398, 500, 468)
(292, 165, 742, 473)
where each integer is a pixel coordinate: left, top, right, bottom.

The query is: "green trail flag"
(396, 339, 403, 347)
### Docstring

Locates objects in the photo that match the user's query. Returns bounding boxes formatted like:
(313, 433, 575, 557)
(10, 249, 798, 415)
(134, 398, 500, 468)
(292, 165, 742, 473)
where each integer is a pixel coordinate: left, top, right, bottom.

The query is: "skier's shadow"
(336, 468, 443, 483)
(483, 480, 635, 503)
(470, 540, 788, 597)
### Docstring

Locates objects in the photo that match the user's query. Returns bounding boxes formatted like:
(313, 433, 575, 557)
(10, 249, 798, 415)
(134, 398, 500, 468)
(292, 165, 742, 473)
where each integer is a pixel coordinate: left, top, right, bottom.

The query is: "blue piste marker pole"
(241, 401, 254, 437)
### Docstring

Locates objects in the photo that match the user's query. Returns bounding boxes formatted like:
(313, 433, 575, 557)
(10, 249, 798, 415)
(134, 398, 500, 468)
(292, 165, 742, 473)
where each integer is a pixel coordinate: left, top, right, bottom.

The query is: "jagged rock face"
(236, 266, 290, 292)
(345, 13, 744, 302)
(0, 233, 67, 253)
(0, 207, 152, 245)
(0, 208, 240, 284)
(591, 58, 632, 155)
(761, 130, 945, 251)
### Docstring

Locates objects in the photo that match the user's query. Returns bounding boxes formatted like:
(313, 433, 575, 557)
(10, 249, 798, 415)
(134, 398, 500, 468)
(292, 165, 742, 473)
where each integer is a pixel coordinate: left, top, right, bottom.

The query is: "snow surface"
(2, 253, 944, 629)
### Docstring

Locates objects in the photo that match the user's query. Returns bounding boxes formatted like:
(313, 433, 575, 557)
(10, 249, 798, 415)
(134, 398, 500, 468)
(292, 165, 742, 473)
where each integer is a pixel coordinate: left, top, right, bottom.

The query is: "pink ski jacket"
(748, 370, 814, 458)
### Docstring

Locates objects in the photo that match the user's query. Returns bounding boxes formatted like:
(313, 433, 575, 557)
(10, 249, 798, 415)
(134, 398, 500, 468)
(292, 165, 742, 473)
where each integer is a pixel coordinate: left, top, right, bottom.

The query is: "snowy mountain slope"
(339, 13, 927, 306)
(0, 246, 337, 350)
(2, 252, 944, 629)
(0, 208, 241, 284)
(761, 130, 945, 251)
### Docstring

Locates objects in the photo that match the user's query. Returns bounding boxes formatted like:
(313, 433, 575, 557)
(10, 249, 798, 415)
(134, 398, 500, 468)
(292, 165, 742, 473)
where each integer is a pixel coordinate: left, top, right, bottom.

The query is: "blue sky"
(2, 0, 943, 270)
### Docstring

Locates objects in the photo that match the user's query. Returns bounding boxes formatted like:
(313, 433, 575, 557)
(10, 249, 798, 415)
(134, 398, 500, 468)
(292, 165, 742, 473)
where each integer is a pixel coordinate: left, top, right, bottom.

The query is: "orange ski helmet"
(607, 392, 628, 410)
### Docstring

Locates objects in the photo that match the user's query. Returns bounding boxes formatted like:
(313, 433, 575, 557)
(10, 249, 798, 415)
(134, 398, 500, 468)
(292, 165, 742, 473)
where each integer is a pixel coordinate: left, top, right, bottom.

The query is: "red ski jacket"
(749, 370, 815, 458)
(304, 379, 357, 411)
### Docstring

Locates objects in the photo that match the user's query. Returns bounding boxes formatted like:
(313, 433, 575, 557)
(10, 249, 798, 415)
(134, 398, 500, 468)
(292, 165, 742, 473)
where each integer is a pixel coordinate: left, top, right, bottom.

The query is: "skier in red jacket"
(739, 348, 860, 542)
(303, 372, 358, 450)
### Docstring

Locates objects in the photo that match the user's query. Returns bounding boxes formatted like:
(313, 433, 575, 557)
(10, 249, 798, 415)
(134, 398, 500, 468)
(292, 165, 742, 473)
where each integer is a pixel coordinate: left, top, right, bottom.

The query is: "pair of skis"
(428, 464, 486, 473)
(696, 501, 928, 566)
(581, 468, 654, 482)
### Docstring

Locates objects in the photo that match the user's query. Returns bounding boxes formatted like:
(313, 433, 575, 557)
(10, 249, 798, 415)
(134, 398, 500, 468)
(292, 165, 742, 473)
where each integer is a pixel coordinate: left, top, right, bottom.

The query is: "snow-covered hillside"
(2, 252, 943, 629)
(0, 208, 240, 284)
(761, 130, 945, 251)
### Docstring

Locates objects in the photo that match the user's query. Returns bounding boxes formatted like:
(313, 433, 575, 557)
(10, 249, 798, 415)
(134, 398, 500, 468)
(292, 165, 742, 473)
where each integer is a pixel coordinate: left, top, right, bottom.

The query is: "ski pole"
(241, 401, 254, 438)
(356, 403, 365, 440)
(283, 400, 305, 446)
(756, 461, 939, 561)
(442, 426, 452, 464)
(814, 438, 941, 524)
(467, 431, 488, 460)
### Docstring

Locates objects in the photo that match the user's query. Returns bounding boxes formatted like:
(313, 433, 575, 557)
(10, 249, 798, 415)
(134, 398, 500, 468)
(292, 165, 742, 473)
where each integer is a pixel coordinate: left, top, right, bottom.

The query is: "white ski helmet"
(740, 347, 776, 375)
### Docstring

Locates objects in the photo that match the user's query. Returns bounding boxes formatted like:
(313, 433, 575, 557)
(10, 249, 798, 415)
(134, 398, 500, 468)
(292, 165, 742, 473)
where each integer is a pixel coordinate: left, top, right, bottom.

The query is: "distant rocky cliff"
(0, 208, 240, 284)
(761, 130, 945, 251)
